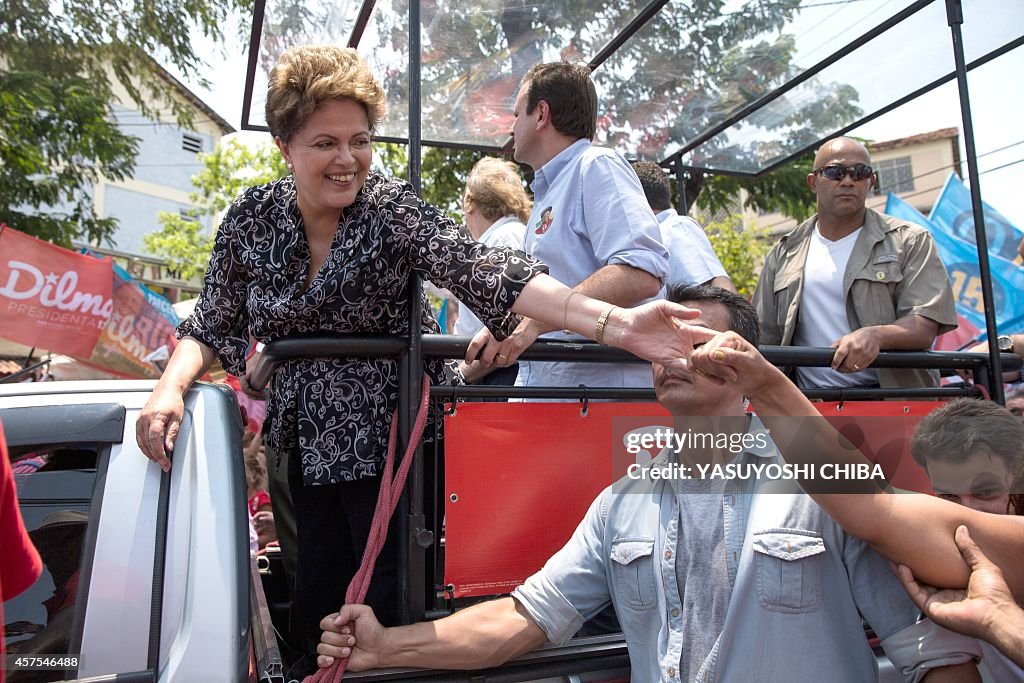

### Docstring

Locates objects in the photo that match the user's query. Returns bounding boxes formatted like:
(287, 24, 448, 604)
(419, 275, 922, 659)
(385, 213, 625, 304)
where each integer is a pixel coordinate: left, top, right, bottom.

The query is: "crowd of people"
(4, 41, 1022, 683)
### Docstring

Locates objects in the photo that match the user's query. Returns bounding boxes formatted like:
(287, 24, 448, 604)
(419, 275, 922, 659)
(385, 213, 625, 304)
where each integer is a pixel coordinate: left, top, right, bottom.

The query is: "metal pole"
(946, 0, 1003, 403)
(408, 2, 422, 196)
(674, 160, 688, 214)
(397, 0, 427, 625)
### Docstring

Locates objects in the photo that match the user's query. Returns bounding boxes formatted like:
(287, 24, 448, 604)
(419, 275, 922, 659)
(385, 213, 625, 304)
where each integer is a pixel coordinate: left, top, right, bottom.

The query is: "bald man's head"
(808, 136, 876, 233)
(812, 137, 871, 170)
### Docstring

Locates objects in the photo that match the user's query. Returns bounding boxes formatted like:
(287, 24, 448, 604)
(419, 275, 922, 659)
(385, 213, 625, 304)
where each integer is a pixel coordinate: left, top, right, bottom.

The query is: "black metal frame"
(945, 0, 1004, 402)
(252, 335, 1022, 390)
(660, 0, 937, 168)
(237, 3, 1019, 678)
(586, 0, 671, 70)
(239, 0, 267, 138)
(348, 0, 378, 47)
(753, 34, 1024, 177)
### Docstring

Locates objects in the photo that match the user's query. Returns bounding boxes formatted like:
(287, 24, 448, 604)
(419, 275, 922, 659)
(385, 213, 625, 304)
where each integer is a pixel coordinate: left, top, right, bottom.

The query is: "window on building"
(181, 133, 203, 154)
(873, 156, 914, 195)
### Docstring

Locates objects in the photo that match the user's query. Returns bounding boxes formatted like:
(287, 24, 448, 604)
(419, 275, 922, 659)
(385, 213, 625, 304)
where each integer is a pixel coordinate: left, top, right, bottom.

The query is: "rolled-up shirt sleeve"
(578, 154, 667, 282)
(844, 530, 981, 681)
(881, 617, 982, 682)
(393, 183, 548, 339)
(512, 489, 612, 645)
(176, 202, 251, 376)
(894, 228, 958, 334)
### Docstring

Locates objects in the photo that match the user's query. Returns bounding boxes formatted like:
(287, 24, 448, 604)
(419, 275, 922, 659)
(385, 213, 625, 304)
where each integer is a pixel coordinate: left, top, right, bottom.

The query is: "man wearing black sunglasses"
(753, 136, 956, 390)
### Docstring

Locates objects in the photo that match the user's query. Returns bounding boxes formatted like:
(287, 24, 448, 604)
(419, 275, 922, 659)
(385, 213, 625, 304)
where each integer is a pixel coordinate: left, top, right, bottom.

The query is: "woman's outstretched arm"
(470, 272, 717, 369)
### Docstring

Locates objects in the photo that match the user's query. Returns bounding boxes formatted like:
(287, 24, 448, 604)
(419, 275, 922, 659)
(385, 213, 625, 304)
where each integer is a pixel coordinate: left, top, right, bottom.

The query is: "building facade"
(77, 61, 234, 302)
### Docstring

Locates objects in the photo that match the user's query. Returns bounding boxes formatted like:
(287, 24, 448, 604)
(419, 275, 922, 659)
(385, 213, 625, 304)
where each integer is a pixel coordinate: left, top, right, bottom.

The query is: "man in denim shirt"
(316, 285, 980, 682)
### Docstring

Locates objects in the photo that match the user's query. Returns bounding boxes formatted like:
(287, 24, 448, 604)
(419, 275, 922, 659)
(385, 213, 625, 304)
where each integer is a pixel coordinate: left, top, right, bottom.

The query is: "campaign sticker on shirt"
(534, 206, 554, 235)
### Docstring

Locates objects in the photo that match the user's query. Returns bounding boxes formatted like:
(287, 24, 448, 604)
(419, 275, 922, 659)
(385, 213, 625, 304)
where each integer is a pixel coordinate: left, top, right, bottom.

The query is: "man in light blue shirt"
(632, 160, 734, 292)
(316, 284, 980, 682)
(472, 62, 669, 393)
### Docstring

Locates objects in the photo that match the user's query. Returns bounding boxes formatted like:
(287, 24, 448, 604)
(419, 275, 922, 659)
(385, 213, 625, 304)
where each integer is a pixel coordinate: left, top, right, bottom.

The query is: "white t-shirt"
(453, 216, 528, 337)
(793, 224, 879, 389)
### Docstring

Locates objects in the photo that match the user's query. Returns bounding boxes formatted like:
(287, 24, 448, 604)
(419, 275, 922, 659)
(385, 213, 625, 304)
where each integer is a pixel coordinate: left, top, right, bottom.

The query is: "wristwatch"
(997, 334, 1014, 353)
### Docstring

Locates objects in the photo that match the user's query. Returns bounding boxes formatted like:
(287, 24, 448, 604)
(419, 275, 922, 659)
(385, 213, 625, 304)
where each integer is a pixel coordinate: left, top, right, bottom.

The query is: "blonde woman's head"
(464, 157, 532, 224)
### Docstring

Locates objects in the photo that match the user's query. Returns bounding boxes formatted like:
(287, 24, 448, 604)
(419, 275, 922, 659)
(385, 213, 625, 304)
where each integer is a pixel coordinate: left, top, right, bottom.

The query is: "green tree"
(145, 138, 288, 277)
(695, 150, 817, 223)
(1, 0, 253, 246)
(375, 142, 485, 223)
(144, 213, 216, 282)
(703, 214, 772, 299)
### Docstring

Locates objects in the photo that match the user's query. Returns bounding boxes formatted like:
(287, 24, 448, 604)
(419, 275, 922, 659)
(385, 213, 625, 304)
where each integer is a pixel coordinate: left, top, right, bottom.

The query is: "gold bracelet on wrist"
(595, 305, 617, 345)
(562, 291, 579, 333)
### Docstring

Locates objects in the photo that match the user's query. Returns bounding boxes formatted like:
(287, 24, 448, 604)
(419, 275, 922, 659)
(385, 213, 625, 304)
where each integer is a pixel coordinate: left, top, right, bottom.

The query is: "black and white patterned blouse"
(179, 173, 546, 485)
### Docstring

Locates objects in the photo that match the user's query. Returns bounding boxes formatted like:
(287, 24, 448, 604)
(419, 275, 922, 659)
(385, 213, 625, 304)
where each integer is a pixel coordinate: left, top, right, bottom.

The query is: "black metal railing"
(249, 332, 1020, 678)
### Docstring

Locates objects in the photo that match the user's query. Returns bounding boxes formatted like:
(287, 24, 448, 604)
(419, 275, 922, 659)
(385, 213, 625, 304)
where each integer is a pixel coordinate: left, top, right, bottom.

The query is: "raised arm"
(469, 263, 661, 368)
(688, 331, 1024, 596)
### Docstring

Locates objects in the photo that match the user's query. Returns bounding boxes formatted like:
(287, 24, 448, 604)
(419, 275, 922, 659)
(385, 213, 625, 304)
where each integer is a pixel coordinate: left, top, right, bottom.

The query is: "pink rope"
(304, 376, 432, 683)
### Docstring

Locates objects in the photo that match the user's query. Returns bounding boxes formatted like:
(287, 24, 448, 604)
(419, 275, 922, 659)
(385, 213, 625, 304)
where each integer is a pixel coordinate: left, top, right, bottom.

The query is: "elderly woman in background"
(135, 45, 711, 665)
(456, 157, 531, 387)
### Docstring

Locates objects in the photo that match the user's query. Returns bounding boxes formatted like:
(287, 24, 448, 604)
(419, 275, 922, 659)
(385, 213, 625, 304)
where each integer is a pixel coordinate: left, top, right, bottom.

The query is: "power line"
(115, 119, 231, 128)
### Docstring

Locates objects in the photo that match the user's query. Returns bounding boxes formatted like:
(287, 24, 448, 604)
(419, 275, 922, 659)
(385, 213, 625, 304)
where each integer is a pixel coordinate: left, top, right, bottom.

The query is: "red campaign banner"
(77, 267, 179, 379)
(444, 402, 666, 598)
(0, 225, 113, 357)
(814, 401, 942, 496)
(444, 401, 941, 598)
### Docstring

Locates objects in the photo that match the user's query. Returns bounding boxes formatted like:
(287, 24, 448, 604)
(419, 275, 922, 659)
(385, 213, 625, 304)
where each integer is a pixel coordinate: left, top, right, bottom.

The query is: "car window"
(4, 443, 101, 683)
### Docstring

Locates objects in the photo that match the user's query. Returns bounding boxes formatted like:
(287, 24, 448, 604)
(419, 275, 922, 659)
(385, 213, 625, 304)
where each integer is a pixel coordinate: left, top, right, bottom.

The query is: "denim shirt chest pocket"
(610, 538, 657, 611)
(751, 529, 826, 613)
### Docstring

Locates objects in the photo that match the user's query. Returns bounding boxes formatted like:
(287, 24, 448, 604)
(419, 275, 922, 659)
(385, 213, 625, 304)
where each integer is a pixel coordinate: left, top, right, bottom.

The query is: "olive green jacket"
(753, 209, 958, 389)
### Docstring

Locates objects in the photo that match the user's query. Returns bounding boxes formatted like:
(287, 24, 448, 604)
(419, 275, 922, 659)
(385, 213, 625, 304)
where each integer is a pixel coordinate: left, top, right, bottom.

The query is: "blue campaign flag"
(885, 193, 1024, 335)
(929, 173, 1024, 263)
